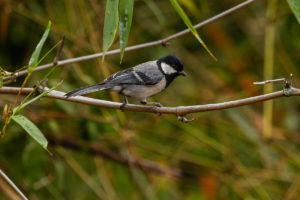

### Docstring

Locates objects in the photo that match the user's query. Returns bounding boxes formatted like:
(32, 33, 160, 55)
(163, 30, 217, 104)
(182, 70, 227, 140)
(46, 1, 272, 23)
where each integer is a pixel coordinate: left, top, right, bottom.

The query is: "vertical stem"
(263, 0, 277, 138)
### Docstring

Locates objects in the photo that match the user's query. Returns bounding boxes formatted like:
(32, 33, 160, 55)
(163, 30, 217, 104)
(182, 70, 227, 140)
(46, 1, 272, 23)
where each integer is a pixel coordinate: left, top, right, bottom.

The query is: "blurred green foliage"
(1, 0, 300, 199)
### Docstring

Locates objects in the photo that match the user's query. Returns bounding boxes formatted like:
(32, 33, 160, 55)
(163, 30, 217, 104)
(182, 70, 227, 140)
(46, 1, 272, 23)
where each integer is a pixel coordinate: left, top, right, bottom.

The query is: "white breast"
(122, 78, 166, 100)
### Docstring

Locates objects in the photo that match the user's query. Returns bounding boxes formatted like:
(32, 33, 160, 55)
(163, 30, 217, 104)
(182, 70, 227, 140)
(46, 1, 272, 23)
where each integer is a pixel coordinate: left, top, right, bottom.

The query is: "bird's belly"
(122, 78, 166, 100)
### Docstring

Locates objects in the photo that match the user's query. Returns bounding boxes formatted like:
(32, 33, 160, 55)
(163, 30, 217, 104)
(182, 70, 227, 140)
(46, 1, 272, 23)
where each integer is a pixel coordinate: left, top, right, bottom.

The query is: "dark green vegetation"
(1, 0, 300, 199)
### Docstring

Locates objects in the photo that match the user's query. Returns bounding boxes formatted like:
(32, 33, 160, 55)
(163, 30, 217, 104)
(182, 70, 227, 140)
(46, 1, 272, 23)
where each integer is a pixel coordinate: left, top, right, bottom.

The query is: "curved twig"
(1, 86, 299, 116)
(2, 0, 256, 82)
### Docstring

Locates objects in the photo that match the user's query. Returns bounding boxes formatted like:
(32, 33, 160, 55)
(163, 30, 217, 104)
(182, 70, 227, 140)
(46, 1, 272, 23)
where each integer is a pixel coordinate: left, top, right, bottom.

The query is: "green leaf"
(119, 0, 134, 62)
(103, 0, 119, 61)
(0, 71, 3, 88)
(28, 21, 51, 73)
(169, 0, 217, 61)
(144, 0, 165, 25)
(12, 114, 48, 151)
(287, 0, 300, 24)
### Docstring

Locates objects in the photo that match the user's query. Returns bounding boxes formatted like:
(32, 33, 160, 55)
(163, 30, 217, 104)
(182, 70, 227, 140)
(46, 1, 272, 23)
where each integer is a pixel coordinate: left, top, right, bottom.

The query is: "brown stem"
(1, 86, 299, 116)
(48, 137, 182, 178)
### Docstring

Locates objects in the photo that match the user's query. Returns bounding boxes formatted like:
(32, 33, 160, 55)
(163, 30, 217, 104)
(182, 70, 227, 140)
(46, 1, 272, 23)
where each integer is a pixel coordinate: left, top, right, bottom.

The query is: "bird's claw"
(153, 102, 162, 107)
(152, 104, 162, 116)
(120, 102, 126, 112)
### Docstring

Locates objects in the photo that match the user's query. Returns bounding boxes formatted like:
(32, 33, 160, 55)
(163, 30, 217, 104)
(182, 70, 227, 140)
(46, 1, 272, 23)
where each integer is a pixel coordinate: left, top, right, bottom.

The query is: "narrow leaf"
(144, 0, 165, 25)
(119, 0, 134, 62)
(103, 0, 119, 61)
(287, 0, 300, 24)
(169, 0, 217, 61)
(12, 115, 48, 151)
(0, 71, 3, 88)
(28, 21, 51, 72)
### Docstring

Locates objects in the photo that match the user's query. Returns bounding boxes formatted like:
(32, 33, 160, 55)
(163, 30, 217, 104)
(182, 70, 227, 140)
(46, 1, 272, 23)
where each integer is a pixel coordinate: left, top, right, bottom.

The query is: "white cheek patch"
(161, 62, 177, 75)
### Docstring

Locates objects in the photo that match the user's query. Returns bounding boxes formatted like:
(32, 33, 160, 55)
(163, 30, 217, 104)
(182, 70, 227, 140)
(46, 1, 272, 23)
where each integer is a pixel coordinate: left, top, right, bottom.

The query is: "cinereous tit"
(65, 55, 187, 108)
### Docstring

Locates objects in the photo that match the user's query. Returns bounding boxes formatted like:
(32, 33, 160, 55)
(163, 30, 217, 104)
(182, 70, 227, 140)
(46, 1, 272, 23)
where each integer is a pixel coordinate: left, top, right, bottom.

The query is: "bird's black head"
(157, 55, 187, 87)
(157, 55, 187, 77)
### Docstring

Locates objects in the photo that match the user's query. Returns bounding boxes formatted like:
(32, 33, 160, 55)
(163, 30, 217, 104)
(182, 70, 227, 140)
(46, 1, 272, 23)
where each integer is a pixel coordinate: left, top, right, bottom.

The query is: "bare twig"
(3, 75, 17, 85)
(1, 85, 299, 117)
(35, 78, 48, 95)
(2, 66, 27, 86)
(254, 74, 294, 97)
(253, 78, 286, 85)
(49, 137, 182, 178)
(53, 35, 65, 66)
(0, 169, 28, 200)
(2, 0, 256, 82)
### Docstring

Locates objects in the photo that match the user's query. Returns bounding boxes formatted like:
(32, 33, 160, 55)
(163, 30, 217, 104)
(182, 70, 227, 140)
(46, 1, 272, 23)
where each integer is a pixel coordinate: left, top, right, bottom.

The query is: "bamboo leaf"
(103, 0, 119, 61)
(0, 71, 3, 88)
(144, 0, 165, 25)
(169, 0, 217, 61)
(12, 115, 48, 151)
(28, 21, 51, 73)
(119, 0, 134, 62)
(178, 0, 198, 16)
(287, 0, 300, 24)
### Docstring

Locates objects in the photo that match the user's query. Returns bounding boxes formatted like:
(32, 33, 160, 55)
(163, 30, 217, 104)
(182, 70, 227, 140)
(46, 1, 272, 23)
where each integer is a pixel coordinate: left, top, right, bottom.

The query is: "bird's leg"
(120, 95, 128, 111)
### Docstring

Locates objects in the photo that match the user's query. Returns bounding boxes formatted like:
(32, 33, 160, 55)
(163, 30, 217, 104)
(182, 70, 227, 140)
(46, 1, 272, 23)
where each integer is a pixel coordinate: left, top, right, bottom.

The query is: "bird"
(65, 55, 187, 108)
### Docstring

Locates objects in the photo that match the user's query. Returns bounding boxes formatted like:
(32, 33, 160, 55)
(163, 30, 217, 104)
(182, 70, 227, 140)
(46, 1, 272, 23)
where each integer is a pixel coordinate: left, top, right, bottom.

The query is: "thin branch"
(3, 76, 17, 85)
(48, 137, 182, 178)
(2, 0, 256, 82)
(52, 35, 65, 66)
(254, 78, 286, 85)
(254, 74, 294, 85)
(0, 86, 299, 116)
(0, 169, 28, 200)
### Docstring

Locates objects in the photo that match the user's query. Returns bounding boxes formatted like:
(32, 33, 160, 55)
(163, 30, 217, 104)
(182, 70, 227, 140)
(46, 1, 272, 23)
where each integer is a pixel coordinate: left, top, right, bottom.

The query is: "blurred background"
(1, 0, 300, 199)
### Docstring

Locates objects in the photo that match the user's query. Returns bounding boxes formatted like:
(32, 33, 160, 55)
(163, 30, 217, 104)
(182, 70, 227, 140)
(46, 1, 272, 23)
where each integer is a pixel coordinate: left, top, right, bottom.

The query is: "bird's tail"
(65, 83, 110, 97)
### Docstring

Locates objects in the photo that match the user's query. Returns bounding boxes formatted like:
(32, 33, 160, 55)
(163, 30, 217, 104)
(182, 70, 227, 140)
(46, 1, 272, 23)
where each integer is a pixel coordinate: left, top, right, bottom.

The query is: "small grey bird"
(65, 55, 187, 108)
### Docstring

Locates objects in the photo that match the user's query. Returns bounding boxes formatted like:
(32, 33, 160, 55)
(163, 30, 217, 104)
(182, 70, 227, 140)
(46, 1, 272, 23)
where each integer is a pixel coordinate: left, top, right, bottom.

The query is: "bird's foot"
(141, 100, 162, 115)
(120, 95, 129, 111)
(151, 102, 163, 108)
(120, 102, 126, 111)
(141, 100, 163, 107)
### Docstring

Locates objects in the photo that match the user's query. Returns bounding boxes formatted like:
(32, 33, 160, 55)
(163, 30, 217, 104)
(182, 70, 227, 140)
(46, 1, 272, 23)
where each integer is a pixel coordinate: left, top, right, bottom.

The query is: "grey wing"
(104, 61, 163, 85)
(133, 61, 164, 85)
(104, 68, 141, 85)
